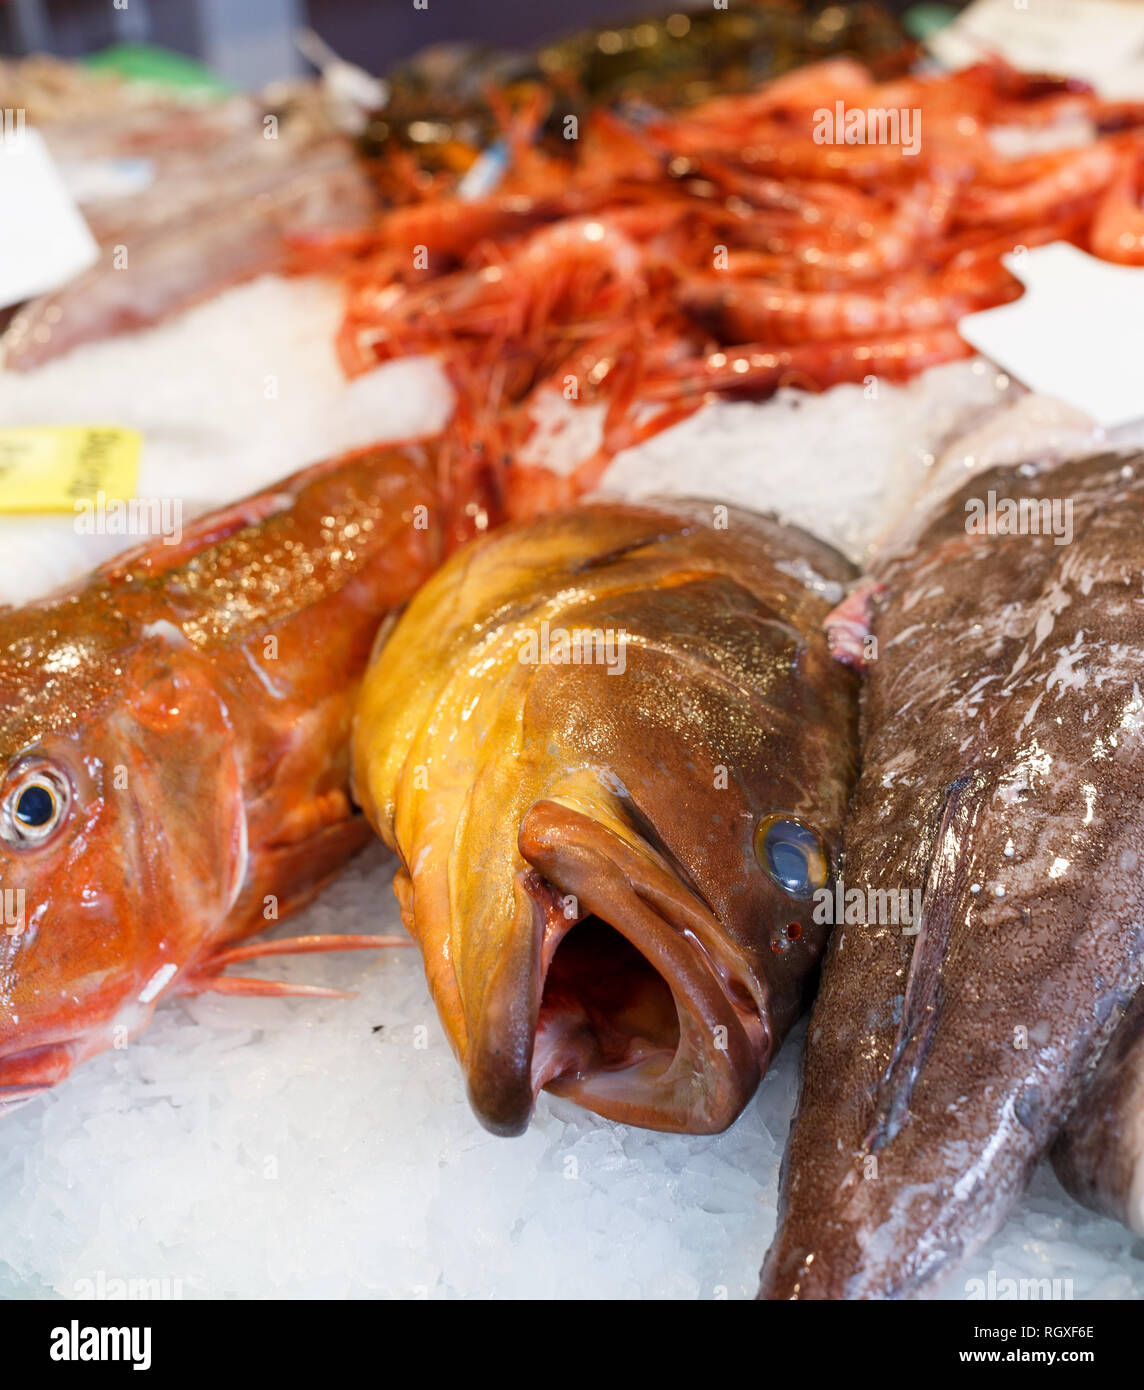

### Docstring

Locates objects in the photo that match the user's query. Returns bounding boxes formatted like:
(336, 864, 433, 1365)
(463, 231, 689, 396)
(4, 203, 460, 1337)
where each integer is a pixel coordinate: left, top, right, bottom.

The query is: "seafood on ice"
(305, 56, 1144, 501)
(760, 452, 1144, 1299)
(352, 500, 859, 1135)
(3, 137, 378, 371)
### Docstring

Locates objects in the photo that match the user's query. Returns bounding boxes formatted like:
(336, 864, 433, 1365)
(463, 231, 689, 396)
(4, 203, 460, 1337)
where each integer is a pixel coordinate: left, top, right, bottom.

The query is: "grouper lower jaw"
(523, 799, 764, 1135)
(453, 796, 767, 1139)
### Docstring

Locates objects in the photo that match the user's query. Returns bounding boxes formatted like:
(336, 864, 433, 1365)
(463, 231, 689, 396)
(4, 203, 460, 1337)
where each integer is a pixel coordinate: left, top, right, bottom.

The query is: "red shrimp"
(645, 328, 974, 400)
(956, 142, 1120, 227)
(676, 256, 1019, 345)
(1089, 150, 1144, 264)
(738, 175, 959, 287)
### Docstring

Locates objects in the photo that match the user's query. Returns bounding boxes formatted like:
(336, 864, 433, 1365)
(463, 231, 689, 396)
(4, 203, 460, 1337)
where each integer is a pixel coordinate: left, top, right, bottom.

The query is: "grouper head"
(353, 500, 858, 1136)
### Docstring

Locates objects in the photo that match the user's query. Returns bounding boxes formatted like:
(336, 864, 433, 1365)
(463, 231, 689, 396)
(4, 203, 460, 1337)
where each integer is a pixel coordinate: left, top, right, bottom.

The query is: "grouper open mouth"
(354, 499, 859, 1137)
(463, 800, 766, 1137)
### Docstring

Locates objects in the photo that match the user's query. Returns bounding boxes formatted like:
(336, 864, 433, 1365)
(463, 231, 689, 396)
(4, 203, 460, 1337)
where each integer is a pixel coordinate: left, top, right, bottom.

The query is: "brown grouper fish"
(1053, 986, 1144, 1238)
(352, 500, 859, 1136)
(760, 451, 1144, 1299)
(0, 443, 447, 1112)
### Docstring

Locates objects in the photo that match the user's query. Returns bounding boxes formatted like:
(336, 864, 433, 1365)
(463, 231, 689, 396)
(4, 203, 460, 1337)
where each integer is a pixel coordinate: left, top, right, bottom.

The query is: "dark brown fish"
(352, 500, 858, 1136)
(1053, 987, 1144, 1237)
(760, 451, 1144, 1299)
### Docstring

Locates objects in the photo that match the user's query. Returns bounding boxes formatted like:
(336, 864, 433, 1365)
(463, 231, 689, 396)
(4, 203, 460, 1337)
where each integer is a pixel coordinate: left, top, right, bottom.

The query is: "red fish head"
(0, 602, 247, 1111)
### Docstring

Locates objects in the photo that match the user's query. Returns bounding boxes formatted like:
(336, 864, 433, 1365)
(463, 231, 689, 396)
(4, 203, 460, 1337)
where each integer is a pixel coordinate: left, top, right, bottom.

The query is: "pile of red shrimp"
(295, 57, 1144, 508)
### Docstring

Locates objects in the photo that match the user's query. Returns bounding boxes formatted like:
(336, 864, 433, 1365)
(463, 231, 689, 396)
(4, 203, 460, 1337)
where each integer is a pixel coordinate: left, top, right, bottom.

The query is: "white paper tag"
(0, 122, 99, 310)
(930, 0, 1144, 99)
(958, 242, 1144, 427)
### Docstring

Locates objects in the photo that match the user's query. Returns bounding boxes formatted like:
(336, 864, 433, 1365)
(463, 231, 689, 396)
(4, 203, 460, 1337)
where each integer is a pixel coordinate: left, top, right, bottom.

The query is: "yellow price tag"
(0, 426, 141, 513)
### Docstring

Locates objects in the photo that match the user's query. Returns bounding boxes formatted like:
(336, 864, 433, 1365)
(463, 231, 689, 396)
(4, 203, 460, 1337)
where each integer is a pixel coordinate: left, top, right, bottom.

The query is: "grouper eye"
(1, 764, 70, 848)
(754, 814, 829, 898)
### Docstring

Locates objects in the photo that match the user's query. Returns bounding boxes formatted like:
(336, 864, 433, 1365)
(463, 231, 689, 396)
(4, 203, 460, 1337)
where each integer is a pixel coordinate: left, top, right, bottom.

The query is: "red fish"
(0, 442, 444, 1111)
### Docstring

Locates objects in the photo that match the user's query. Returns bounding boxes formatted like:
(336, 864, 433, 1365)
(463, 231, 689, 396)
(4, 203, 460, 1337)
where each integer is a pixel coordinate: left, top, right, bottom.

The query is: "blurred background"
(0, 0, 926, 86)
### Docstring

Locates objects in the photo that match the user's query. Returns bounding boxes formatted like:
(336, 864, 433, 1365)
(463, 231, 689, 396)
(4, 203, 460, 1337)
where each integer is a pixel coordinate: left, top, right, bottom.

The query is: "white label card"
(958, 242, 1144, 427)
(0, 123, 99, 310)
(930, 0, 1144, 99)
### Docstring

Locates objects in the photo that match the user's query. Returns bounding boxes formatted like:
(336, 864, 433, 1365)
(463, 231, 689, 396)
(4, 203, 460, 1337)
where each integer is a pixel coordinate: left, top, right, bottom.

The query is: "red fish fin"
(184, 975, 355, 1000)
(96, 441, 436, 584)
(226, 792, 378, 944)
(196, 933, 410, 972)
(179, 932, 408, 998)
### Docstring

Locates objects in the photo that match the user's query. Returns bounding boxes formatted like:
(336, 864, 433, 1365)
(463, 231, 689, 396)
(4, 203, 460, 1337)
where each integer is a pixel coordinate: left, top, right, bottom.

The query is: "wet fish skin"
(760, 451, 1144, 1300)
(1053, 987, 1144, 1238)
(353, 500, 859, 1137)
(0, 442, 441, 1109)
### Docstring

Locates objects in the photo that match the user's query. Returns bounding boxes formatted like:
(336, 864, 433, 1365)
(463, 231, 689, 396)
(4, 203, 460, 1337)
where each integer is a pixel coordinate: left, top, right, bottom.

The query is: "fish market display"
(3, 134, 377, 371)
(308, 57, 1144, 505)
(535, 0, 911, 110)
(0, 53, 234, 131)
(760, 451, 1144, 1300)
(1054, 988, 1144, 1237)
(5, 21, 1144, 1305)
(357, 3, 910, 188)
(0, 443, 446, 1110)
(352, 501, 858, 1135)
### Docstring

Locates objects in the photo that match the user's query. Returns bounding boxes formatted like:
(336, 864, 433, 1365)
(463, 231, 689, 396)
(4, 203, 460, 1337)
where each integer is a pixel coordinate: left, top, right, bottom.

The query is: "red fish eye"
(1, 766, 70, 848)
(786, 922, 802, 941)
(15, 784, 54, 827)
